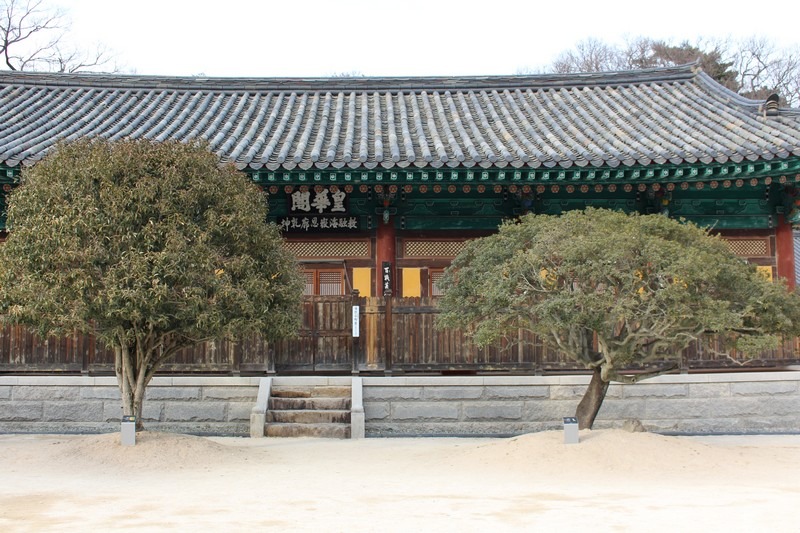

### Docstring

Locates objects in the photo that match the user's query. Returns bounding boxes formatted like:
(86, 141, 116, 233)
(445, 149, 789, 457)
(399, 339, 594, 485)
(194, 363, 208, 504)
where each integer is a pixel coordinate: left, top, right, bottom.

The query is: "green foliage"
(539, 36, 800, 105)
(0, 138, 303, 363)
(648, 40, 738, 90)
(437, 209, 800, 382)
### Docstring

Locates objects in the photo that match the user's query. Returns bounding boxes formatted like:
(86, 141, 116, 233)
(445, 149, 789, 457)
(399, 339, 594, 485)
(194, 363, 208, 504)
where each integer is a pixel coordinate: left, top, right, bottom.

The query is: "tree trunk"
(575, 367, 609, 429)
(133, 387, 146, 431)
(115, 343, 150, 431)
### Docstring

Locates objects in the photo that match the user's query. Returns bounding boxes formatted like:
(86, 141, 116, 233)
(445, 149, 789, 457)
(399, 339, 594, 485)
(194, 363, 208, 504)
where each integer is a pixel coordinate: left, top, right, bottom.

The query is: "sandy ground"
(0, 430, 799, 532)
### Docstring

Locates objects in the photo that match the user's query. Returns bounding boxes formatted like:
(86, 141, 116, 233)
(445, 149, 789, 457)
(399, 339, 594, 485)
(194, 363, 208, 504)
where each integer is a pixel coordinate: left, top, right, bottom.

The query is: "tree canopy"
(0, 139, 304, 427)
(436, 209, 800, 428)
(526, 36, 800, 107)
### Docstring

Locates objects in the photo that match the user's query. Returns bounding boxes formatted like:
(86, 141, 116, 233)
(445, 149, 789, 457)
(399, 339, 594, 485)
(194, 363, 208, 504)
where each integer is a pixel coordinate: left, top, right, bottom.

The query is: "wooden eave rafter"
(248, 157, 800, 187)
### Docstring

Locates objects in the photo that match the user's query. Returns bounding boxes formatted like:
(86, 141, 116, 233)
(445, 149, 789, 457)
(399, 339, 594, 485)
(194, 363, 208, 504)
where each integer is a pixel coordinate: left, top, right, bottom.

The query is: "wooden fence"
(1, 296, 798, 374)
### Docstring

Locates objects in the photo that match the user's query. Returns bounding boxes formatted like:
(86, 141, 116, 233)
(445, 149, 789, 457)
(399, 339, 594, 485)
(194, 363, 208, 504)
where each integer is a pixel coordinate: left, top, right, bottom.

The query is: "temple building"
(2, 64, 800, 299)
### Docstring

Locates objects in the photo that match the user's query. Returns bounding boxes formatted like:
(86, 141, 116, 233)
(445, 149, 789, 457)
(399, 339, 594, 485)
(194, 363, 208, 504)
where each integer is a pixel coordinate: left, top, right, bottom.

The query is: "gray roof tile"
(1, 65, 799, 170)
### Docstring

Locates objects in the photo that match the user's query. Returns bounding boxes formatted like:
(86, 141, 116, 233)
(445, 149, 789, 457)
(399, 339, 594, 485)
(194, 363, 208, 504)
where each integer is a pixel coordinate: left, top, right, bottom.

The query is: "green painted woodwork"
(3, 156, 798, 232)
(250, 158, 800, 187)
(0, 165, 20, 230)
(256, 158, 800, 230)
(401, 216, 505, 231)
(266, 183, 788, 231)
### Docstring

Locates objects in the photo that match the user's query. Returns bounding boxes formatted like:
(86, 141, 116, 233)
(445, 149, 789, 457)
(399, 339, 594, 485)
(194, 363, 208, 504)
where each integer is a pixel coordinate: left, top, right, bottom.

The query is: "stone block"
(104, 400, 162, 423)
(0, 386, 11, 399)
(250, 412, 266, 438)
(688, 383, 730, 398)
(226, 402, 253, 422)
(730, 381, 798, 396)
(80, 387, 121, 400)
(364, 402, 390, 420)
(365, 386, 423, 400)
(202, 387, 257, 401)
(750, 396, 800, 417)
(644, 399, 707, 420)
(366, 420, 553, 437)
(392, 402, 459, 421)
(145, 387, 201, 401)
(43, 401, 103, 422)
(522, 400, 579, 422)
(0, 402, 43, 421)
(14, 376, 95, 386)
(154, 422, 250, 437)
(422, 386, 483, 400)
(481, 376, 553, 386)
(621, 384, 688, 398)
(643, 397, 773, 420)
(141, 402, 163, 422)
(484, 386, 548, 400)
(594, 399, 646, 420)
(549, 385, 586, 400)
(164, 402, 226, 422)
(103, 402, 124, 422)
(13, 386, 79, 401)
(464, 402, 523, 420)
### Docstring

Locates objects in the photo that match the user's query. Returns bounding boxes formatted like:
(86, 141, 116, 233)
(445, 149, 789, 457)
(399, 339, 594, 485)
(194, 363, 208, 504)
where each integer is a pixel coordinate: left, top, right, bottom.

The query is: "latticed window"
(303, 271, 315, 295)
(430, 269, 446, 296)
(319, 271, 343, 295)
(303, 269, 344, 295)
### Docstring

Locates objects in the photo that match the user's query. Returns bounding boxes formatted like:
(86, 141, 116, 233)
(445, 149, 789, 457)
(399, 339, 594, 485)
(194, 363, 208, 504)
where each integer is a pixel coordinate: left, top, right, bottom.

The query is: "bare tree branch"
(1, 0, 114, 72)
(537, 35, 800, 106)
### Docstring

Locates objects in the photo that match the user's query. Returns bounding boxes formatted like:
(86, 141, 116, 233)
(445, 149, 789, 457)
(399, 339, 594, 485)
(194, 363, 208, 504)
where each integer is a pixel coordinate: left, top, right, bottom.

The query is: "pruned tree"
(0, 139, 305, 429)
(538, 36, 800, 105)
(547, 36, 739, 89)
(1, 0, 112, 72)
(649, 39, 738, 90)
(436, 209, 800, 429)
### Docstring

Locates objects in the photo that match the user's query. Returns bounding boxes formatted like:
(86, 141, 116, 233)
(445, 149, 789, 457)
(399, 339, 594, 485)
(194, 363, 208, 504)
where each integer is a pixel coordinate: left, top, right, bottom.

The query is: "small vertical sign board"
(563, 417, 579, 444)
(121, 415, 136, 446)
(352, 305, 360, 337)
(382, 261, 392, 295)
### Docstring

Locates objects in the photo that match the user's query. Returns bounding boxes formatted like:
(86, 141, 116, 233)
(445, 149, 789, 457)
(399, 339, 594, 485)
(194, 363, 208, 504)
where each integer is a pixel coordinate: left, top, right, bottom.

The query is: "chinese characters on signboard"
(382, 261, 392, 295)
(277, 215, 359, 232)
(279, 186, 358, 233)
(290, 187, 347, 214)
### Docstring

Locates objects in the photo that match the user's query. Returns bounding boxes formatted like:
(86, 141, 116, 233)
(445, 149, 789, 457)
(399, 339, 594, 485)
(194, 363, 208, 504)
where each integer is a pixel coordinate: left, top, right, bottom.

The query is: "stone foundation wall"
(1, 372, 798, 436)
(363, 372, 800, 436)
(0, 376, 260, 435)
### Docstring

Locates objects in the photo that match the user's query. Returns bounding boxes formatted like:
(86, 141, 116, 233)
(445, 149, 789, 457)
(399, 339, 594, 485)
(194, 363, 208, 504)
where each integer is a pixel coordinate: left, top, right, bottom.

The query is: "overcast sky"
(59, 0, 799, 78)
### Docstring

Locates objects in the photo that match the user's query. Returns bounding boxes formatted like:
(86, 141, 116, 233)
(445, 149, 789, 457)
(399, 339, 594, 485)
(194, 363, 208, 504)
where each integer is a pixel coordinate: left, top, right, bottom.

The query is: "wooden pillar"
(775, 215, 796, 290)
(375, 217, 396, 296)
(375, 217, 396, 374)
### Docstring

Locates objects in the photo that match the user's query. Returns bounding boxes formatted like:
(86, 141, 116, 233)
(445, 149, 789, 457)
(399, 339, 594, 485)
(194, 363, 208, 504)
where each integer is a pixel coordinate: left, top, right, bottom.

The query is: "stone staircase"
(265, 384, 352, 438)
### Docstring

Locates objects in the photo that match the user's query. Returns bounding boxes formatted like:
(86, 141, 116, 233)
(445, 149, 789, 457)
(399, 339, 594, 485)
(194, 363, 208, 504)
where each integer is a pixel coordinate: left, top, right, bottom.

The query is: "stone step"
(266, 423, 350, 439)
(268, 409, 351, 424)
(270, 385, 351, 398)
(269, 397, 350, 411)
(264, 384, 353, 439)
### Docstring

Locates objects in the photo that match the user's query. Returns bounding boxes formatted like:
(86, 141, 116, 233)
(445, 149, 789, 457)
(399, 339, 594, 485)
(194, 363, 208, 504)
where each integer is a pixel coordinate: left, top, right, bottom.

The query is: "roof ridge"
(0, 64, 697, 92)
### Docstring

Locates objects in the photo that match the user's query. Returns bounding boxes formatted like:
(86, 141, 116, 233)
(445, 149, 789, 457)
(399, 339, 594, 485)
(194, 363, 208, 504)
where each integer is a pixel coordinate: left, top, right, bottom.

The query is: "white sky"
(57, 0, 800, 78)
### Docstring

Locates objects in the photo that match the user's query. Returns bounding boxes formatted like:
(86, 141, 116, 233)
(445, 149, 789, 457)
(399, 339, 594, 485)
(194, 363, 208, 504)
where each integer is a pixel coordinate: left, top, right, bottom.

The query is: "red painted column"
(375, 217, 396, 296)
(775, 215, 796, 290)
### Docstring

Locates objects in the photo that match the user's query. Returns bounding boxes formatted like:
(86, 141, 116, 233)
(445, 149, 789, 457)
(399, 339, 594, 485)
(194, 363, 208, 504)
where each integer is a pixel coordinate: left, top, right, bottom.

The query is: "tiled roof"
(1, 65, 799, 171)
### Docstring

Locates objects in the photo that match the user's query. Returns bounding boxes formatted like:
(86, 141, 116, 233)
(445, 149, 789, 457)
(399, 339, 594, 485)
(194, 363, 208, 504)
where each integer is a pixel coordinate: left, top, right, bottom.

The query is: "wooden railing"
(1, 296, 798, 374)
